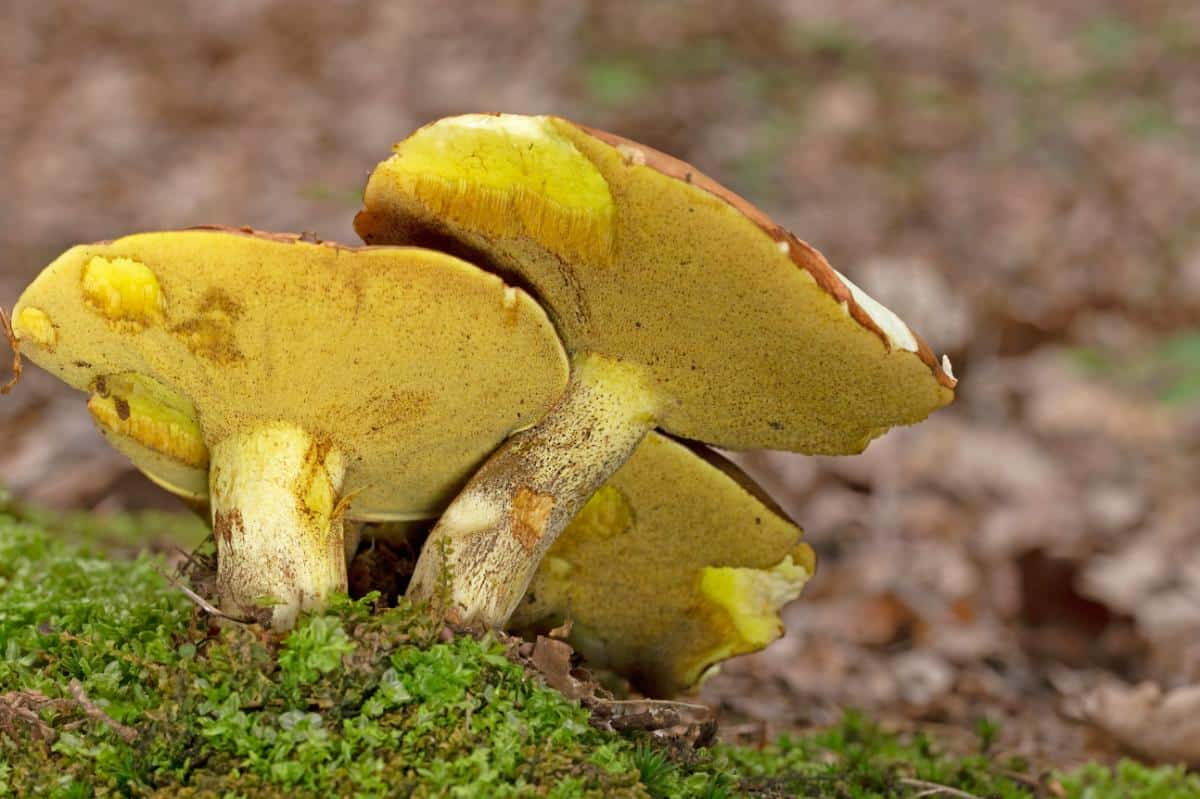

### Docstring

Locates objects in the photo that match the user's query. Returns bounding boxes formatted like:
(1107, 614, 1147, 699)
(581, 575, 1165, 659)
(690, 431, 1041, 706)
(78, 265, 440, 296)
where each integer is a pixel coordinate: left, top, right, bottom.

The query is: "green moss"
(708, 713, 1022, 798)
(1, 510, 1196, 798)
(0, 512, 646, 797)
(1058, 761, 1200, 799)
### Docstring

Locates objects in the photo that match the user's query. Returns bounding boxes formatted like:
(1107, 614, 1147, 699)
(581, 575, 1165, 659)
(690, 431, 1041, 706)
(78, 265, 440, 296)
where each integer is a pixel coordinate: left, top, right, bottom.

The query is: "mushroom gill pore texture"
(357, 114, 956, 628)
(10, 228, 568, 628)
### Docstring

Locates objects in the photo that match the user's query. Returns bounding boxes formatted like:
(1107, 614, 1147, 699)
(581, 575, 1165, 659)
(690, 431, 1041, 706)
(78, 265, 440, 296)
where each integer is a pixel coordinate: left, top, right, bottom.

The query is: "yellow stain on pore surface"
(379, 114, 614, 264)
(699, 552, 814, 648)
(300, 446, 342, 521)
(14, 307, 57, 350)
(563, 484, 634, 542)
(543, 555, 573, 579)
(81, 256, 165, 325)
(87, 372, 208, 468)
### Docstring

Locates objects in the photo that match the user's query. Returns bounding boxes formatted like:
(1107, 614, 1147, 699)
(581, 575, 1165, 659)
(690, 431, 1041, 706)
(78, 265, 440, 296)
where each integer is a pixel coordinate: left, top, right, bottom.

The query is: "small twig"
(68, 679, 138, 743)
(160, 568, 253, 624)
(997, 767, 1049, 794)
(170, 543, 204, 578)
(900, 778, 983, 799)
(587, 697, 717, 745)
(0, 690, 62, 743)
(171, 534, 215, 581)
(0, 307, 22, 395)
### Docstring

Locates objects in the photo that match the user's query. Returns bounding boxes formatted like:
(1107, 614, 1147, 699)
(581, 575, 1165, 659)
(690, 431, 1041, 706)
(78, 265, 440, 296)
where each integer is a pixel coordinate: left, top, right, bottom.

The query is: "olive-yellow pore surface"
(356, 114, 954, 455)
(11, 229, 569, 518)
(88, 372, 211, 500)
(509, 432, 813, 697)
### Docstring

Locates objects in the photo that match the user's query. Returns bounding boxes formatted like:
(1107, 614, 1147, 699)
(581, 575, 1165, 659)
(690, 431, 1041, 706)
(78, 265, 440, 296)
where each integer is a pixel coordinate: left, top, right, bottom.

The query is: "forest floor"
(2, 0, 1199, 782)
(4, 510, 1200, 797)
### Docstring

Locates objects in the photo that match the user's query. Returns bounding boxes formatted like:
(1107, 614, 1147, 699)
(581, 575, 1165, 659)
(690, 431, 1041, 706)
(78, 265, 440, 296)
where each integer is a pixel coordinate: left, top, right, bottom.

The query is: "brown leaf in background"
(1082, 681, 1200, 767)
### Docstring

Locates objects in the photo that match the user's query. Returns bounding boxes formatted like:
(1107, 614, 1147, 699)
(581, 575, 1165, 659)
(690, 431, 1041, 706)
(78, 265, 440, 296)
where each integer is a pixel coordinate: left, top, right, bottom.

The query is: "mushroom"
(9, 227, 568, 627)
(359, 430, 812, 696)
(355, 113, 956, 627)
(510, 432, 815, 697)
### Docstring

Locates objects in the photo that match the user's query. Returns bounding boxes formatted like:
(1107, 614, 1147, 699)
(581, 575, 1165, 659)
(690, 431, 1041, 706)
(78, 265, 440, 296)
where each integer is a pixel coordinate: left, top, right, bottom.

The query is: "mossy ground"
(0, 508, 1196, 798)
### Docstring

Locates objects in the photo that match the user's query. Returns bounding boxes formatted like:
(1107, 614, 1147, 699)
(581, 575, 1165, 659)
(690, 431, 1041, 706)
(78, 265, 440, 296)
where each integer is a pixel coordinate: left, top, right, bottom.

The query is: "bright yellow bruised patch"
(566, 484, 635, 542)
(301, 448, 341, 520)
(539, 484, 635, 581)
(87, 373, 208, 468)
(699, 549, 815, 648)
(14, 307, 57, 350)
(81, 256, 164, 325)
(381, 114, 615, 264)
(543, 555, 573, 579)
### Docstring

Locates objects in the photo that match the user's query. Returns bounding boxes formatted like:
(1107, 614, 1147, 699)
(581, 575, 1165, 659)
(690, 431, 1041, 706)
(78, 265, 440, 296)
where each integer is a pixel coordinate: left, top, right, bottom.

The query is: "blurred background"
(2, 0, 1199, 769)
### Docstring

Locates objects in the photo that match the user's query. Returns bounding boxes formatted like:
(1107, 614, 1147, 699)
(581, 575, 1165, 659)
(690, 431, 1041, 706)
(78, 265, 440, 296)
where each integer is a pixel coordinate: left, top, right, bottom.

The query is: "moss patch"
(0, 510, 1197, 798)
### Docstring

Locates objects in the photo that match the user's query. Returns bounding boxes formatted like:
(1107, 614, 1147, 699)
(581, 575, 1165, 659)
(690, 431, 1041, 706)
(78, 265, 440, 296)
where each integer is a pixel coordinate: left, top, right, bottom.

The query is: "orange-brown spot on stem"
(214, 508, 244, 547)
(512, 487, 554, 554)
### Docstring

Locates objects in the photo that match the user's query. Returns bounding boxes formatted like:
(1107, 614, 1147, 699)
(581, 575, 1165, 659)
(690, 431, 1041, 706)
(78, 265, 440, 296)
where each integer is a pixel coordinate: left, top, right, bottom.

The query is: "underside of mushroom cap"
(356, 113, 955, 455)
(508, 432, 814, 697)
(11, 228, 569, 518)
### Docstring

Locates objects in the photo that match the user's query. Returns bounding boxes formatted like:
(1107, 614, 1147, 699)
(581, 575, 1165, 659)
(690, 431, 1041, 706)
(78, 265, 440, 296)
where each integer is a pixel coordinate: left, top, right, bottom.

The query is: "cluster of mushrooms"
(6, 114, 955, 696)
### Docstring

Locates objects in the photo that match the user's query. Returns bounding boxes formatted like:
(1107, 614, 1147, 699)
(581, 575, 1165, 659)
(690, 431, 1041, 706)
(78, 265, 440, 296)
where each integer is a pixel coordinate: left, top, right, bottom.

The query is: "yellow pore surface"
(375, 114, 614, 267)
(15, 307, 57, 350)
(81, 256, 165, 325)
(12, 230, 569, 518)
(699, 545, 815, 650)
(87, 372, 208, 469)
(513, 433, 810, 696)
(358, 114, 953, 454)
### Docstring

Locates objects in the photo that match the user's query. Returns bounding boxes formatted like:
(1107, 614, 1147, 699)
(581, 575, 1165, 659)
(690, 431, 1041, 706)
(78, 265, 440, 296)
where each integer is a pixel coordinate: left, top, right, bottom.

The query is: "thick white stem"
(407, 353, 658, 626)
(210, 422, 346, 629)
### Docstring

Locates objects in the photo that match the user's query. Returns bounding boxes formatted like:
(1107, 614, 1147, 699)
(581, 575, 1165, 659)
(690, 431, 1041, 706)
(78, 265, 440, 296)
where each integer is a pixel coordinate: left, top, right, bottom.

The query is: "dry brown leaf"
(1081, 681, 1200, 767)
(0, 690, 63, 743)
(530, 636, 592, 701)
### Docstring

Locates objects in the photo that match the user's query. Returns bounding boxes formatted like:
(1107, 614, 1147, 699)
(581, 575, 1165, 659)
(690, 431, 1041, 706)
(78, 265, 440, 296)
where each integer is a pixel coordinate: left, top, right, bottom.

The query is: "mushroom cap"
(11, 228, 569, 518)
(356, 113, 956, 455)
(508, 432, 814, 697)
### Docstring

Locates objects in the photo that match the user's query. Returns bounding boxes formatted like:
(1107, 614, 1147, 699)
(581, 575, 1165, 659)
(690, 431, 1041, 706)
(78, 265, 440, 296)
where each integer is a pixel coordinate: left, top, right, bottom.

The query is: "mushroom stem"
(210, 422, 347, 629)
(407, 352, 658, 627)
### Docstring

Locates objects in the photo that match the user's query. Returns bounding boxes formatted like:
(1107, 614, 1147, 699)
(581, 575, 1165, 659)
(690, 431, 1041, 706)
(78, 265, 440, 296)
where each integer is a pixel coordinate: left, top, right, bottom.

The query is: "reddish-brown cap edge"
(572, 121, 957, 392)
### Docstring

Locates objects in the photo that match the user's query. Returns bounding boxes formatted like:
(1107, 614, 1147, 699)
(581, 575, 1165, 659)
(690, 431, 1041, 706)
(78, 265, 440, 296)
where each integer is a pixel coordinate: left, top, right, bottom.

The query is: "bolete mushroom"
(511, 432, 814, 697)
(10, 227, 568, 627)
(359, 430, 812, 696)
(355, 113, 956, 626)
